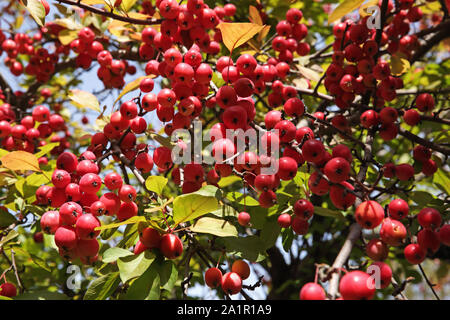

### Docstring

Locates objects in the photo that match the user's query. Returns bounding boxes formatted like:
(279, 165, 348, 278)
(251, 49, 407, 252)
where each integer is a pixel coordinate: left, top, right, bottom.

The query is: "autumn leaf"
(328, 0, 365, 24)
(113, 75, 155, 107)
(20, 0, 46, 27)
(69, 89, 101, 112)
(0, 151, 41, 172)
(217, 22, 266, 53)
(249, 5, 263, 25)
(390, 54, 410, 76)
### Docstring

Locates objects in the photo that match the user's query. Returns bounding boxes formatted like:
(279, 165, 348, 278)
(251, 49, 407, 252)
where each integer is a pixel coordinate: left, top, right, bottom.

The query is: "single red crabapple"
(355, 200, 385, 229)
(293, 199, 314, 220)
(205, 267, 223, 288)
(379, 218, 407, 246)
(299, 283, 326, 300)
(232, 260, 250, 280)
(438, 225, 450, 246)
(76, 213, 101, 240)
(366, 238, 389, 261)
(54, 226, 78, 251)
(40, 210, 61, 234)
(291, 216, 309, 235)
(339, 271, 375, 300)
(160, 233, 183, 259)
(388, 199, 409, 219)
(140, 227, 161, 249)
(277, 214, 292, 228)
(0, 283, 17, 297)
(404, 243, 426, 264)
(117, 201, 138, 221)
(417, 229, 441, 254)
(221, 272, 242, 295)
(367, 262, 392, 289)
(238, 211, 251, 226)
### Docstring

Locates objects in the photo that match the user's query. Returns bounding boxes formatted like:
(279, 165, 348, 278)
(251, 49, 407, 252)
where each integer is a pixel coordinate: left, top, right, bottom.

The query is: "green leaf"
(157, 260, 178, 291)
(21, 0, 46, 27)
(218, 175, 241, 188)
(84, 272, 121, 300)
(95, 215, 146, 231)
(190, 217, 238, 237)
(411, 191, 434, 207)
(433, 168, 450, 195)
(281, 228, 294, 253)
(125, 261, 160, 300)
(328, 0, 365, 24)
(260, 220, 281, 249)
(0, 209, 17, 229)
(222, 236, 265, 262)
(145, 176, 168, 195)
(226, 191, 259, 206)
(314, 206, 345, 219)
(13, 247, 51, 272)
(69, 89, 100, 113)
(102, 247, 133, 263)
(117, 251, 154, 283)
(173, 185, 220, 225)
(120, 0, 137, 11)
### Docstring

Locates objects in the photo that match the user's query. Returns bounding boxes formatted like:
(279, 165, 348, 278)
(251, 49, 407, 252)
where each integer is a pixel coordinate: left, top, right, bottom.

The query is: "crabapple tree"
(0, 0, 449, 300)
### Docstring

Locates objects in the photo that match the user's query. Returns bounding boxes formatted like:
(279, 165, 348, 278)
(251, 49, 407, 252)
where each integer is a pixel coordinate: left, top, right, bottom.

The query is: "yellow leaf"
(258, 25, 271, 43)
(1, 151, 40, 172)
(249, 5, 263, 25)
(113, 75, 155, 107)
(120, 0, 137, 12)
(95, 216, 146, 231)
(358, 0, 378, 17)
(15, 15, 24, 29)
(69, 89, 100, 112)
(58, 29, 79, 45)
(297, 65, 322, 82)
(52, 18, 82, 30)
(390, 54, 410, 76)
(293, 78, 310, 89)
(20, 0, 46, 27)
(328, 0, 365, 24)
(217, 22, 266, 53)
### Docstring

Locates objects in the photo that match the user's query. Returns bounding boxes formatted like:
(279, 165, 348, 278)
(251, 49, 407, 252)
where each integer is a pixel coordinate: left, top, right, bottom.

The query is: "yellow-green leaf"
(58, 29, 79, 45)
(21, 0, 46, 27)
(190, 217, 238, 237)
(297, 65, 321, 82)
(145, 176, 168, 195)
(173, 185, 220, 225)
(0, 151, 40, 172)
(328, 0, 365, 24)
(95, 216, 146, 231)
(113, 75, 155, 107)
(390, 54, 410, 76)
(217, 22, 266, 53)
(69, 89, 100, 112)
(121, 0, 137, 12)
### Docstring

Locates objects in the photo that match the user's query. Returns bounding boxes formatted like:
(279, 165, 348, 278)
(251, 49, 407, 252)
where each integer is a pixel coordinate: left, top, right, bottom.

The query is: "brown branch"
(57, 0, 163, 25)
(411, 24, 450, 63)
(399, 129, 450, 156)
(418, 263, 441, 300)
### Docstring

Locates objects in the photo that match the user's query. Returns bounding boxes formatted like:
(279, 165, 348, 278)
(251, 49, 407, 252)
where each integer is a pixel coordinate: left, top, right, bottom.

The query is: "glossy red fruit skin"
(302, 139, 325, 164)
(59, 201, 82, 226)
(366, 238, 389, 261)
(417, 208, 441, 230)
(379, 218, 407, 246)
(134, 240, 148, 255)
(417, 229, 440, 254)
(221, 272, 242, 295)
(54, 226, 78, 251)
(160, 233, 183, 259)
(404, 243, 426, 264)
(277, 213, 292, 228)
(40, 210, 61, 234)
(0, 283, 17, 297)
(76, 214, 101, 240)
(329, 181, 356, 210)
(232, 260, 250, 280)
(367, 262, 392, 289)
(205, 267, 223, 288)
(293, 199, 314, 220)
(308, 171, 330, 196)
(323, 157, 350, 183)
(140, 227, 161, 249)
(388, 199, 409, 220)
(238, 211, 251, 226)
(299, 282, 326, 300)
(339, 271, 375, 300)
(355, 200, 385, 229)
(117, 202, 138, 221)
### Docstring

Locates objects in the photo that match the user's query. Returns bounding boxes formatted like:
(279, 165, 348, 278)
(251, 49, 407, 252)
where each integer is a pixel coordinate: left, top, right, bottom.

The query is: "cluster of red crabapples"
(298, 200, 449, 300)
(204, 259, 252, 296)
(0, 103, 69, 159)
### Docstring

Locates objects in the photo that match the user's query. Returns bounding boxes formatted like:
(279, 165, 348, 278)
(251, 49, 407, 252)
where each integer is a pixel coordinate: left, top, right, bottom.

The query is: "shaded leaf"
(84, 272, 121, 300)
(21, 0, 46, 27)
(190, 217, 238, 237)
(117, 251, 154, 283)
(314, 206, 345, 219)
(95, 215, 146, 231)
(102, 247, 133, 263)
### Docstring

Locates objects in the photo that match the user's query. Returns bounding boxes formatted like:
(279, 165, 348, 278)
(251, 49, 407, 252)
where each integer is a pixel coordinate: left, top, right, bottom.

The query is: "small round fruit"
(221, 272, 242, 295)
(339, 271, 375, 300)
(299, 282, 326, 300)
(160, 233, 183, 259)
(205, 267, 223, 288)
(231, 260, 250, 280)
